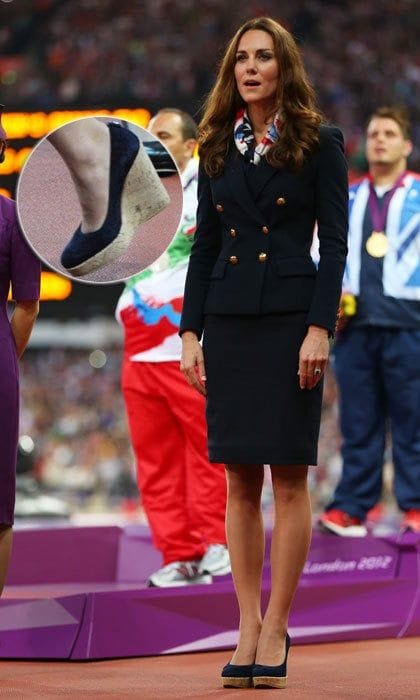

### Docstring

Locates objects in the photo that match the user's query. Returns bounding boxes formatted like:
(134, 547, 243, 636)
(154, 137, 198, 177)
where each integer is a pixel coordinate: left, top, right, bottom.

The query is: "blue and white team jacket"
(343, 172, 420, 301)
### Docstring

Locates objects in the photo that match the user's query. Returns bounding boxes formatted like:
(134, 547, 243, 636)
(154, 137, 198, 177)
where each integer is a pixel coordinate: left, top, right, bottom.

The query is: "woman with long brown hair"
(180, 17, 348, 688)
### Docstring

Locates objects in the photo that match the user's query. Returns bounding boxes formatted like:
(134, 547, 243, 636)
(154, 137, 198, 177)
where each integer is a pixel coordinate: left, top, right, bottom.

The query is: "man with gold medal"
(320, 106, 420, 536)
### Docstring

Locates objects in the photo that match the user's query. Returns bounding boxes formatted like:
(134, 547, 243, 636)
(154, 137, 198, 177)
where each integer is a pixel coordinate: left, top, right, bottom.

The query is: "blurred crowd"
(18, 348, 139, 516)
(1, 0, 419, 168)
(16, 347, 349, 518)
(3, 0, 410, 520)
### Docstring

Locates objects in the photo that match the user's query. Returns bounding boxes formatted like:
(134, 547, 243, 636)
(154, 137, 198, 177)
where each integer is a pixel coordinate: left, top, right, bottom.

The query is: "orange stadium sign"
(8, 271, 72, 302)
(0, 108, 152, 177)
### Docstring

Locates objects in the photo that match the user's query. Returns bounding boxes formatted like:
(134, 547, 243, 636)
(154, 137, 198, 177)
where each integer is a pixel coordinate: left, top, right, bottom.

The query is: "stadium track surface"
(16, 138, 183, 284)
(0, 638, 418, 698)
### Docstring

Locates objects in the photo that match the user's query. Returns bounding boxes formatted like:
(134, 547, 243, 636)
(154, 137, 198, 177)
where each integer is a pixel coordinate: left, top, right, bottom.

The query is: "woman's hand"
(180, 331, 207, 396)
(298, 325, 329, 390)
(10, 301, 39, 358)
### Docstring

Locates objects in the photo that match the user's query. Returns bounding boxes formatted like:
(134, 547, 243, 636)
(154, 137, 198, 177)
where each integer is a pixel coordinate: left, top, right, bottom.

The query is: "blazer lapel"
(223, 152, 279, 223)
(223, 152, 265, 225)
(251, 156, 279, 200)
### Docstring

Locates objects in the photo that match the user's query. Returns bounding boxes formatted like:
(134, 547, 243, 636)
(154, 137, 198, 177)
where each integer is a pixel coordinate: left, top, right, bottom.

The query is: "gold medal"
(366, 231, 388, 258)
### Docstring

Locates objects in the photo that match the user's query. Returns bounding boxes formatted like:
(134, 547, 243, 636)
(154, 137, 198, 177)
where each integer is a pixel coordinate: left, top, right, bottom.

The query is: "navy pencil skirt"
(202, 313, 324, 465)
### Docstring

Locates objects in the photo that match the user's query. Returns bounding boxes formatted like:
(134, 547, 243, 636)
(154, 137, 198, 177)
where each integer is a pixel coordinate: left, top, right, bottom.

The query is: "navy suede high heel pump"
(252, 632, 291, 689)
(221, 661, 254, 688)
(61, 123, 169, 277)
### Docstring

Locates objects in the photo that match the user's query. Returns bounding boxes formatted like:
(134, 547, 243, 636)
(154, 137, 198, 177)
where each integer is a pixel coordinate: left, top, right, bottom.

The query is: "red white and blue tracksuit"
(116, 159, 226, 564)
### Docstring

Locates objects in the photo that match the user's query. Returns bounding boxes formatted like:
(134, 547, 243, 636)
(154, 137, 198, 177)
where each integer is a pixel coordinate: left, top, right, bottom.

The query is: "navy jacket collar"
(223, 150, 278, 225)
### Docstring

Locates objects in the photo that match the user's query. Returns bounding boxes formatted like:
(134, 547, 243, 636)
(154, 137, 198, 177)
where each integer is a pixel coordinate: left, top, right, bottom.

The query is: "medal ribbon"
(368, 171, 406, 232)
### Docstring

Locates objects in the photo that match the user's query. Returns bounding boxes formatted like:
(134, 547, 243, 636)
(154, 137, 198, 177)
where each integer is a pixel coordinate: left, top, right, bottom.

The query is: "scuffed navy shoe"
(60, 123, 170, 277)
(221, 662, 254, 688)
(253, 632, 291, 689)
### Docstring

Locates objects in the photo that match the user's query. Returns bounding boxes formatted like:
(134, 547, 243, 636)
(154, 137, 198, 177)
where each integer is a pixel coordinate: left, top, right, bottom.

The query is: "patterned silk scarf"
(233, 107, 281, 164)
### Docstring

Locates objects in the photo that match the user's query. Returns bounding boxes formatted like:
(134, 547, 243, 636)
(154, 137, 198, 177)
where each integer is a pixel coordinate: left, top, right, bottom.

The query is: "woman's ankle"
(231, 620, 262, 664)
(255, 620, 288, 665)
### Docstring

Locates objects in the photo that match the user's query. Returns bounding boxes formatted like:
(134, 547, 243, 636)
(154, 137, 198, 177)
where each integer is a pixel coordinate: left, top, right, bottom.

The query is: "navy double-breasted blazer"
(180, 125, 348, 338)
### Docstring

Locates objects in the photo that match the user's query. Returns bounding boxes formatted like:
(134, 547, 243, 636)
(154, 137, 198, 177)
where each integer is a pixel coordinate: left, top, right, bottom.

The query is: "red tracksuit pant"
(122, 359, 227, 565)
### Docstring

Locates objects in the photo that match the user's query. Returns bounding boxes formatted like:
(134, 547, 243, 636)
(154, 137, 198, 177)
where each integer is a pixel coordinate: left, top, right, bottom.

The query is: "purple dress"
(0, 195, 40, 525)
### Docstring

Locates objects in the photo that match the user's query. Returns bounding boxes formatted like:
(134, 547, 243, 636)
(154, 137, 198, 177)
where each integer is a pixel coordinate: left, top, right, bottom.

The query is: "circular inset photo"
(16, 116, 183, 284)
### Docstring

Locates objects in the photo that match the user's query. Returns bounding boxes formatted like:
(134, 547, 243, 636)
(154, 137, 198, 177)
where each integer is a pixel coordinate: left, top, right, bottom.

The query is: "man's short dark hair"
(154, 108, 198, 141)
(368, 106, 411, 140)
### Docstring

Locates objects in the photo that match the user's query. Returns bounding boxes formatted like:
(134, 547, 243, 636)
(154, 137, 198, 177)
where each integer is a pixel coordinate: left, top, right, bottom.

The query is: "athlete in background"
(320, 107, 420, 536)
(116, 109, 229, 586)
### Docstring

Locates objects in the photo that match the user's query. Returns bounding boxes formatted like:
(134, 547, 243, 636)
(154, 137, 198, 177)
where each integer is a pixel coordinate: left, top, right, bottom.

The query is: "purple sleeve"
(10, 216, 41, 302)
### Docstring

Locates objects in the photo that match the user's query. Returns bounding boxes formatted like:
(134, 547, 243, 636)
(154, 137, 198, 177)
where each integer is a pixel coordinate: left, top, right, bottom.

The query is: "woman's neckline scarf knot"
(233, 108, 281, 165)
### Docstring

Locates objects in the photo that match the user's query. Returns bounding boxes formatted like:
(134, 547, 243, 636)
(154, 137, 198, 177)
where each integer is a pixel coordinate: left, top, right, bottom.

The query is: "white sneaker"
(199, 544, 231, 576)
(147, 561, 212, 588)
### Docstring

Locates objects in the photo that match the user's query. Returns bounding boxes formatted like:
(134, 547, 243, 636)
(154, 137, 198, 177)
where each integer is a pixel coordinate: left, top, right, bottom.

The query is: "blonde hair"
(199, 16, 323, 176)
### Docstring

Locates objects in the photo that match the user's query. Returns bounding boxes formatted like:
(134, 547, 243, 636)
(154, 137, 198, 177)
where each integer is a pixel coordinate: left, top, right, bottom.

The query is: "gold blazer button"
(216, 204, 224, 212)
(262, 226, 269, 234)
(230, 228, 237, 237)
(229, 255, 238, 264)
(276, 197, 286, 206)
(258, 252, 268, 262)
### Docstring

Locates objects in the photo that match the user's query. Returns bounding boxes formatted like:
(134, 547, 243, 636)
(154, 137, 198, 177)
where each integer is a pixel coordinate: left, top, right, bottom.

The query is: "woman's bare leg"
(48, 119, 110, 233)
(225, 463, 265, 664)
(0, 526, 13, 596)
(255, 464, 311, 665)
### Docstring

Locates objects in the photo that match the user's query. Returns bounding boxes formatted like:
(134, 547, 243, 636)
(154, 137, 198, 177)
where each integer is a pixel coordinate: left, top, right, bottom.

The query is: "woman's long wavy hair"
(199, 17, 323, 176)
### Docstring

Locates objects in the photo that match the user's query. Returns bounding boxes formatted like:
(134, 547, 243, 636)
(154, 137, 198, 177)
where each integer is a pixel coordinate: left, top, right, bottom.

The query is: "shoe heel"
(94, 146, 170, 272)
(252, 674, 287, 689)
(221, 676, 252, 688)
(121, 144, 170, 229)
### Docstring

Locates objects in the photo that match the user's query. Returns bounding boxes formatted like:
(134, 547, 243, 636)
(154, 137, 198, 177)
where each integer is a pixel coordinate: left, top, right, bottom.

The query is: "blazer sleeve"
(179, 161, 221, 339)
(306, 125, 348, 336)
